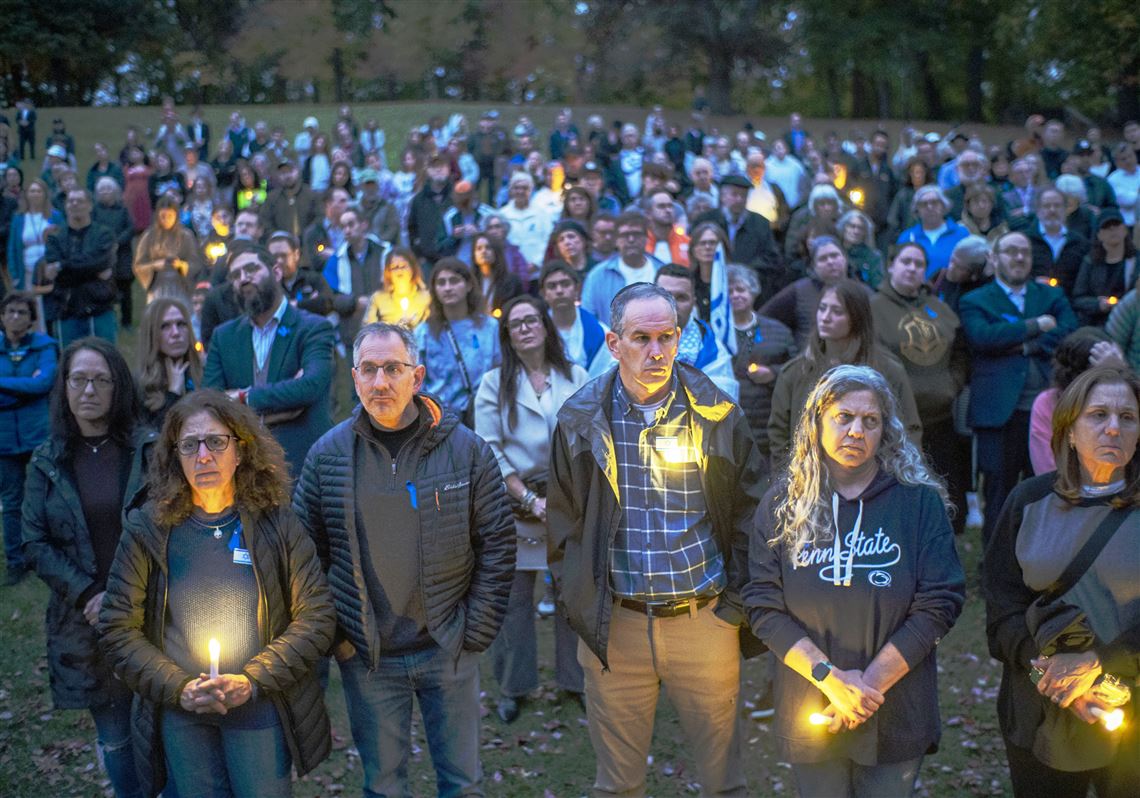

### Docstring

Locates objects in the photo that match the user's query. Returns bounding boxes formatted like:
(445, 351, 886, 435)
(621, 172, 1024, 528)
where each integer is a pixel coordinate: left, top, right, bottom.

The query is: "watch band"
(811, 659, 833, 683)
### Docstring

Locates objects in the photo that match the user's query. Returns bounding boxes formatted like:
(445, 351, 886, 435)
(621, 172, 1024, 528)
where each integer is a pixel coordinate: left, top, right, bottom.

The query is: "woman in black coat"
(99, 390, 335, 797)
(23, 338, 155, 798)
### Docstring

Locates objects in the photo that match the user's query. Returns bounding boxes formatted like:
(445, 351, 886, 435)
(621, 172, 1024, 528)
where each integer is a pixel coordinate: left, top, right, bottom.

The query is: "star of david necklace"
(191, 510, 239, 540)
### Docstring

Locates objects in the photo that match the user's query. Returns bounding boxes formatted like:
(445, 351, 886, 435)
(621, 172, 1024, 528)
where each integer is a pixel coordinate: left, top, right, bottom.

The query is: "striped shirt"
(609, 375, 725, 600)
(251, 297, 288, 372)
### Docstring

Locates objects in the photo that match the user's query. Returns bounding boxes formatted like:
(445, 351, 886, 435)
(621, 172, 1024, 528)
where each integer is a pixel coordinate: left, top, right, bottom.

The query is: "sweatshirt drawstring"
(831, 493, 861, 587)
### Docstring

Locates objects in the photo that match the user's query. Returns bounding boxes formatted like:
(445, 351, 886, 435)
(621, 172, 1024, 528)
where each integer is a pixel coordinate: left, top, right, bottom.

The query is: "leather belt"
(619, 594, 715, 618)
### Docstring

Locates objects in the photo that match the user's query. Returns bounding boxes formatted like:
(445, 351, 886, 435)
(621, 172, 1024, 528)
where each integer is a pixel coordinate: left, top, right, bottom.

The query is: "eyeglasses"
(507, 315, 543, 332)
(355, 361, 416, 380)
(66, 374, 114, 391)
(176, 434, 239, 457)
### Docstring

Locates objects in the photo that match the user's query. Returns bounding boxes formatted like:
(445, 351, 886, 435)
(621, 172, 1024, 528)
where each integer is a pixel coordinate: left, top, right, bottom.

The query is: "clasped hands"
(179, 673, 253, 715)
(815, 667, 885, 734)
(1032, 651, 1111, 725)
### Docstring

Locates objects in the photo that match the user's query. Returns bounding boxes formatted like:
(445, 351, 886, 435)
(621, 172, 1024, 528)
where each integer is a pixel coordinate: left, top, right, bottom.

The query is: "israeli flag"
(707, 244, 737, 355)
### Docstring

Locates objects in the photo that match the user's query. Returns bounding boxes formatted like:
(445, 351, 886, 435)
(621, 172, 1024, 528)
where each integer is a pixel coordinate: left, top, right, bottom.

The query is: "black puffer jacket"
(99, 501, 335, 797)
(22, 427, 156, 710)
(292, 394, 514, 668)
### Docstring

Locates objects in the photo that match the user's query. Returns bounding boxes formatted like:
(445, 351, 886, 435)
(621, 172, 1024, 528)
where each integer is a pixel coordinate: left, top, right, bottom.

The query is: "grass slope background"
(2, 102, 1022, 797)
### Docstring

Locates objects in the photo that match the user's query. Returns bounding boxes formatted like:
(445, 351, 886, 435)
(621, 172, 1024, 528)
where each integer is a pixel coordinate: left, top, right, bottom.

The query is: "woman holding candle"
(22, 337, 155, 798)
(99, 389, 335, 798)
(984, 367, 1140, 797)
(1071, 209, 1134, 328)
(474, 294, 589, 722)
(473, 232, 523, 318)
(133, 194, 202, 303)
(745, 364, 965, 798)
(362, 247, 431, 328)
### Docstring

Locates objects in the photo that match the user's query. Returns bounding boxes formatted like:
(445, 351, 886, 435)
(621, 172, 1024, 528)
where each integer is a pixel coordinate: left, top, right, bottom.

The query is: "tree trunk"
(965, 44, 985, 121)
(824, 66, 841, 119)
(876, 75, 892, 118)
(1115, 60, 1140, 126)
(916, 51, 944, 119)
(706, 48, 734, 115)
(852, 67, 873, 118)
(332, 47, 345, 103)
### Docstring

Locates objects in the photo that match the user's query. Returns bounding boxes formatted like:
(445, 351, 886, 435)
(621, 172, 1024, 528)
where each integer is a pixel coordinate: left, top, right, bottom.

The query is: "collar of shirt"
(613, 371, 679, 423)
(252, 296, 288, 331)
(995, 276, 1027, 310)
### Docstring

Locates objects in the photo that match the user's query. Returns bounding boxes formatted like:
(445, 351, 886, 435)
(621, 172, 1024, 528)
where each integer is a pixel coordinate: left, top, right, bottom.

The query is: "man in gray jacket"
(293, 321, 514, 798)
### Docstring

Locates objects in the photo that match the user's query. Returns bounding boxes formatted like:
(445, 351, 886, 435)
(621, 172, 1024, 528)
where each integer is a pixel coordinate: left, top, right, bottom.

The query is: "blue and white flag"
(707, 244, 737, 356)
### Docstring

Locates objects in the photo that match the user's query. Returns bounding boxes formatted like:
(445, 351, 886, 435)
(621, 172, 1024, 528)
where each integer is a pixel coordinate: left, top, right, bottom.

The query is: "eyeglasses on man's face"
(355, 361, 416, 381)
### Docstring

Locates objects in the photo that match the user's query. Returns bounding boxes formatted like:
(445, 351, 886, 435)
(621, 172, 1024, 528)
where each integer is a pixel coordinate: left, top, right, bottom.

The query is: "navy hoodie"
(744, 470, 966, 764)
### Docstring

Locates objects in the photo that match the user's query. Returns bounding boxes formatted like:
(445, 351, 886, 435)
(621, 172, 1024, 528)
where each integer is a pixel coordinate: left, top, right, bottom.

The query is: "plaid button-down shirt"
(609, 375, 725, 601)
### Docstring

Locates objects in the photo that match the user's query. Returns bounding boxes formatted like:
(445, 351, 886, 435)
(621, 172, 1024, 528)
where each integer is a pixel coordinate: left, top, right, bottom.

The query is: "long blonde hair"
(137, 297, 203, 413)
(774, 364, 948, 561)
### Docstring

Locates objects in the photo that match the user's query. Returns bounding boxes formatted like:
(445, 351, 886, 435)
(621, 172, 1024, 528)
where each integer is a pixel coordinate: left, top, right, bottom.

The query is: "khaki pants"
(578, 598, 747, 797)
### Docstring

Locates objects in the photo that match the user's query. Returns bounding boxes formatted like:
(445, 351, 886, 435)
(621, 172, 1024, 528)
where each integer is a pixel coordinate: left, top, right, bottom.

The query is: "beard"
(239, 274, 281, 317)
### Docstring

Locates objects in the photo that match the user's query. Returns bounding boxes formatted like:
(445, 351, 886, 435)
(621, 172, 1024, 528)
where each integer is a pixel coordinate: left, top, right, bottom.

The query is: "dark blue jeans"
(90, 684, 144, 798)
(59, 310, 117, 349)
(161, 710, 292, 798)
(339, 645, 483, 797)
(0, 452, 31, 572)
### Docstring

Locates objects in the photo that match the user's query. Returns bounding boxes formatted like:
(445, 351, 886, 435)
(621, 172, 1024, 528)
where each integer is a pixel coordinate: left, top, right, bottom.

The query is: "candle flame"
(400, 297, 410, 311)
(1108, 296, 1119, 305)
(1091, 706, 1125, 731)
(748, 363, 760, 373)
(848, 188, 864, 208)
(492, 308, 502, 318)
(1048, 278, 1059, 287)
(208, 638, 220, 660)
(809, 712, 830, 726)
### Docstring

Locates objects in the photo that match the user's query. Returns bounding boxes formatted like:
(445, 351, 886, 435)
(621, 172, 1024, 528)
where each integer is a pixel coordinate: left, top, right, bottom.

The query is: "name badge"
(233, 548, 252, 566)
(654, 436, 679, 452)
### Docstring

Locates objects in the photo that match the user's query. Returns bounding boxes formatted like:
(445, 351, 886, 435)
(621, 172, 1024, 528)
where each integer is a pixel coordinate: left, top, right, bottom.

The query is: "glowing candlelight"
(206, 241, 227, 263)
(748, 363, 760, 374)
(492, 308, 502, 319)
(809, 712, 830, 726)
(400, 296, 410, 313)
(194, 341, 204, 353)
(208, 638, 220, 680)
(1108, 296, 1119, 305)
(848, 188, 865, 208)
(1090, 706, 1125, 731)
(1048, 278, 1059, 287)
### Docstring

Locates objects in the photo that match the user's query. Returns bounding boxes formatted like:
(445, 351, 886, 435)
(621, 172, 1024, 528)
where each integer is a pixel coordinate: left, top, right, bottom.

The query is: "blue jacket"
(204, 303, 335, 475)
(7, 210, 64, 288)
(959, 280, 1077, 429)
(580, 253, 665, 326)
(0, 331, 56, 455)
(897, 219, 969, 280)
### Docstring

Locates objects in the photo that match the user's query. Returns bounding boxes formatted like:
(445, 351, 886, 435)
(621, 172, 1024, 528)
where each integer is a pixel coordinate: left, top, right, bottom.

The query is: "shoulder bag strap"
(442, 321, 474, 395)
(1040, 506, 1130, 605)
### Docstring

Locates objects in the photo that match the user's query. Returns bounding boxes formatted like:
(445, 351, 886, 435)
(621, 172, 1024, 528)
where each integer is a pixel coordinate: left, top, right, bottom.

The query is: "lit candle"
(748, 363, 760, 374)
(400, 296, 410, 313)
(1089, 706, 1125, 731)
(1108, 296, 1119, 305)
(492, 308, 502, 319)
(1048, 278, 1059, 287)
(208, 638, 220, 680)
(809, 712, 830, 726)
(848, 188, 864, 208)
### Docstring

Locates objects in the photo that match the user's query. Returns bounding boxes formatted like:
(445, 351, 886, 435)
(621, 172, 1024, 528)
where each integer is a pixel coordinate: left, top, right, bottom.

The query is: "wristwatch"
(811, 660, 833, 683)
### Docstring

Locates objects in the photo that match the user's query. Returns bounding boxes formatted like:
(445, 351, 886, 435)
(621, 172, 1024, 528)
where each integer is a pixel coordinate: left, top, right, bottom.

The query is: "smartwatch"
(811, 660, 833, 683)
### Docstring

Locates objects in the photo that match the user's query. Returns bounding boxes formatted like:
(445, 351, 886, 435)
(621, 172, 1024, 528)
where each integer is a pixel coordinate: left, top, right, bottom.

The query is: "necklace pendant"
(213, 528, 223, 539)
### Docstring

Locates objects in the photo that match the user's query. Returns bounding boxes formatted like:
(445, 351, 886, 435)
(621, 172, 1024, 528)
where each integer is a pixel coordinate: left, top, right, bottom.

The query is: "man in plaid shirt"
(548, 282, 767, 797)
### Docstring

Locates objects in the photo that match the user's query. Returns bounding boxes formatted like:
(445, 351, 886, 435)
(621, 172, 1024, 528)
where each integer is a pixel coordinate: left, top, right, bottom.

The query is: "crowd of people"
(1, 98, 1139, 798)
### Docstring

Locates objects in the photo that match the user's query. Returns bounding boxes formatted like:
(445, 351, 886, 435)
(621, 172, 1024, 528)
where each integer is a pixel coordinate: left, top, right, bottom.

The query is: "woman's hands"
(165, 358, 189, 394)
(818, 668, 884, 729)
(179, 674, 254, 715)
(1032, 652, 1102, 709)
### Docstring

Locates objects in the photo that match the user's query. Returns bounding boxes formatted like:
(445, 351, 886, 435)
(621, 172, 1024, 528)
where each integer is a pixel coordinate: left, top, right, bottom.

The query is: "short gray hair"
(912, 184, 949, 214)
(951, 234, 989, 267)
(610, 282, 677, 337)
(1054, 174, 1087, 202)
(353, 322, 418, 367)
(727, 263, 760, 296)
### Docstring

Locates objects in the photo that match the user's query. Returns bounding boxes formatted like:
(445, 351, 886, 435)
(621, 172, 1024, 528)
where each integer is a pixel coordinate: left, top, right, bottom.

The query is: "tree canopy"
(0, 0, 1133, 125)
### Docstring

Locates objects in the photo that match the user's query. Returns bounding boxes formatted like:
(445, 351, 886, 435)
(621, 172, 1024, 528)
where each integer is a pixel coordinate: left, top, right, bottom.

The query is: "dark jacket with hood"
(98, 501, 336, 797)
(292, 395, 514, 668)
(22, 427, 156, 709)
(745, 471, 965, 764)
(546, 362, 768, 669)
(871, 281, 969, 425)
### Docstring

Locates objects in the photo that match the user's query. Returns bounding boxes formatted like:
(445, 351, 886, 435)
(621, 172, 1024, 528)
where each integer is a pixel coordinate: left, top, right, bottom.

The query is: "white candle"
(208, 638, 220, 680)
(1089, 705, 1125, 731)
(809, 712, 830, 726)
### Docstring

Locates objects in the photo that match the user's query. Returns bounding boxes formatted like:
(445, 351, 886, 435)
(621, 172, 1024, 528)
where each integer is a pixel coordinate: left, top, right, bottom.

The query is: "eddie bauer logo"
(795, 527, 901, 586)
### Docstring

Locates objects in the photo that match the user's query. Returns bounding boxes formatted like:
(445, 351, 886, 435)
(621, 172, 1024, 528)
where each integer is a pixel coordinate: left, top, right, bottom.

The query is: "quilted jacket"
(292, 394, 514, 669)
(98, 502, 335, 797)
